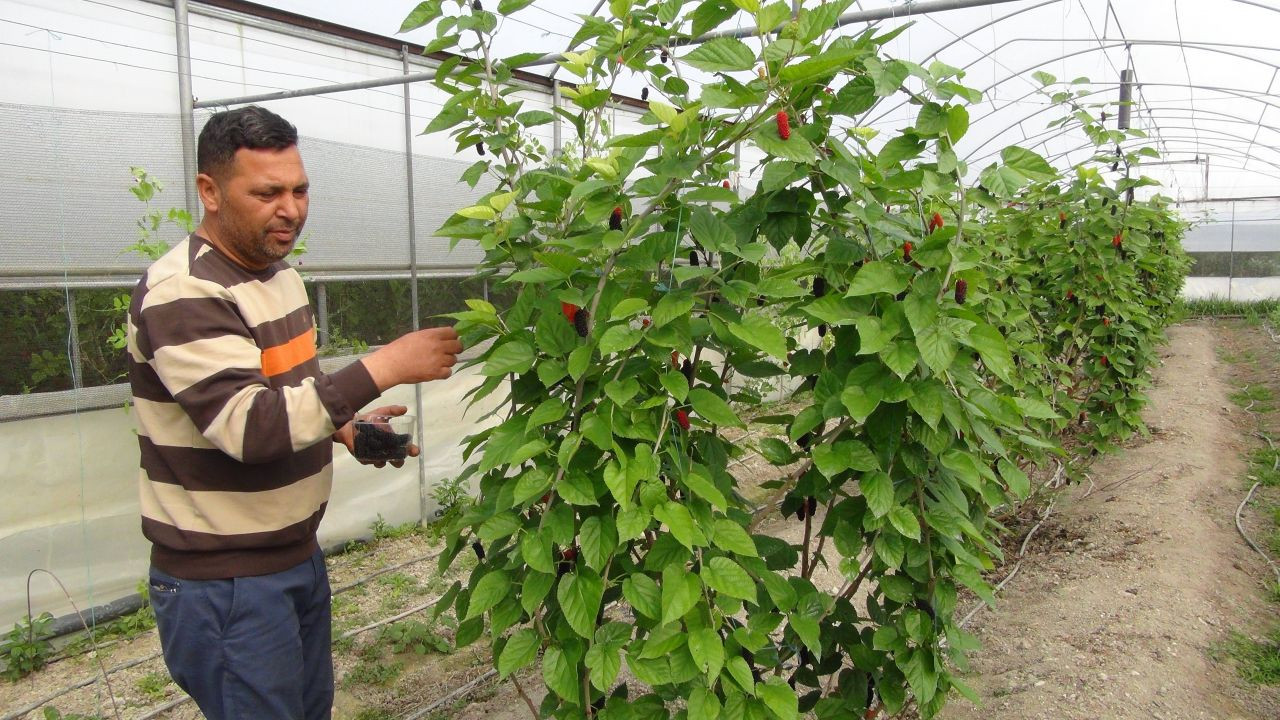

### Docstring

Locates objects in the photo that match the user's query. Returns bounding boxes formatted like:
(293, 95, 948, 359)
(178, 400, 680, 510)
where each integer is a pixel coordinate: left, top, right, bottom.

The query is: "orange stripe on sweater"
(261, 327, 316, 377)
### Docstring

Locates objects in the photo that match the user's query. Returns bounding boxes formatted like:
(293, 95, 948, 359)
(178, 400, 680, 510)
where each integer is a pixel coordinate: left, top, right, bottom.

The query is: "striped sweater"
(127, 234, 378, 579)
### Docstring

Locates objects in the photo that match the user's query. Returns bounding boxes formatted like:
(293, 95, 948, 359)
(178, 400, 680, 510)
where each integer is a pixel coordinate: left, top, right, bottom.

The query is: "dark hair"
(197, 106, 298, 179)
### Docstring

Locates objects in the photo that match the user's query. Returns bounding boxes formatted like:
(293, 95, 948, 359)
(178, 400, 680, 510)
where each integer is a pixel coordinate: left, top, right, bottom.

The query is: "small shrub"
(379, 620, 451, 656)
(2, 613, 54, 681)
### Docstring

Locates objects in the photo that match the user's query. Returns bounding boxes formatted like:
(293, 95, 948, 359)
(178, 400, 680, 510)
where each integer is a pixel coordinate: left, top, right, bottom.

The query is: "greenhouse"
(1, 0, 1279, 718)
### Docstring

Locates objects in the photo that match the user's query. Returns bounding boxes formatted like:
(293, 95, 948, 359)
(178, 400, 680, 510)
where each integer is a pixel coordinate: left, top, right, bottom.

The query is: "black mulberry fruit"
(573, 309, 591, 338)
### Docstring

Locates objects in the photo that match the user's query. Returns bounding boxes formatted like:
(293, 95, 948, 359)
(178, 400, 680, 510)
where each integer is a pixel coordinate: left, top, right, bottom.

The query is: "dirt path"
(942, 323, 1280, 720)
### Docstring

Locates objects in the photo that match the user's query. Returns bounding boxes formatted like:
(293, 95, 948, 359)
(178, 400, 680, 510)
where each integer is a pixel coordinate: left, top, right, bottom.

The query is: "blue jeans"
(149, 549, 333, 720)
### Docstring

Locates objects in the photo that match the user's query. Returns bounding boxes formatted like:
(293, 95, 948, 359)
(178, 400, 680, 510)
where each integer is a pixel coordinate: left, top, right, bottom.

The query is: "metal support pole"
(316, 282, 329, 347)
(1118, 68, 1134, 130)
(552, 80, 562, 158)
(1204, 155, 1211, 200)
(66, 290, 83, 390)
(1228, 201, 1236, 302)
(402, 46, 429, 524)
(174, 0, 199, 218)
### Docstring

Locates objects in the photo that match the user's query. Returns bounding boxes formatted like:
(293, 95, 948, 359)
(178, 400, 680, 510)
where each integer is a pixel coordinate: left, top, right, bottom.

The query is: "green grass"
(1217, 346, 1259, 366)
(369, 516, 429, 542)
(343, 659, 404, 687)
(1180, 297, 1280, 319)
(1230, 384, 1275, 413)
(135, 671, 170, 701)
(353, 710, 397, 720)
(1248, 446, 1280, 487)
(1224, 628, 1280, 684)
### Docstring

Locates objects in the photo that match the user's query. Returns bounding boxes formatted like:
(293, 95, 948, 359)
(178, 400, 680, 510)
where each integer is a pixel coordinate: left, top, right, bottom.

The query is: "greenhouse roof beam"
(1046, 136, 1280, 184)
(871, 37, 1280, 130)
(1241, 68, 1280, 174)
(193, 0, 1025, 108)
(519, 0, 1027, 68)
(966, 104, 1280, 172)
(963, 83, 1280, 167)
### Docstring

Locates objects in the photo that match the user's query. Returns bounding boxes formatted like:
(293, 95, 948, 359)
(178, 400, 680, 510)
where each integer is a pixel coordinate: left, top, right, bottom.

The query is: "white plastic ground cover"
(0, 362, 505, 628)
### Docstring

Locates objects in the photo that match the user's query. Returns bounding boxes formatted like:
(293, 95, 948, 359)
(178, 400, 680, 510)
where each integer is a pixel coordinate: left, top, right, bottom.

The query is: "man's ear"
(195, 173, 221, 214)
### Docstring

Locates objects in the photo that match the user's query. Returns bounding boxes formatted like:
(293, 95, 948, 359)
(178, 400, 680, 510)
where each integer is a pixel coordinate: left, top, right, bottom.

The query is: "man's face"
(200, 146, 309, 270)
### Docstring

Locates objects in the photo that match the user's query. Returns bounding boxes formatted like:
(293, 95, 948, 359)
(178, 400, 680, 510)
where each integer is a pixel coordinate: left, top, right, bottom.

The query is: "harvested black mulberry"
(353, 422, 411, 462)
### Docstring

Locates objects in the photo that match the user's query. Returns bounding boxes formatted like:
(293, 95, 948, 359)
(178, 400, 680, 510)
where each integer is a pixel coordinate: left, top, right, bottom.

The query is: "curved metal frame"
(1044, 137, 1280, 187)
(961, 81, 1280, 165)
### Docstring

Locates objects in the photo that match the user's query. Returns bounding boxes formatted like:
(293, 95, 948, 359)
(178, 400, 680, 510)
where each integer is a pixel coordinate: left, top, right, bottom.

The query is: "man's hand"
(334, 404, 420, 468)
(361, 326, 463, 392)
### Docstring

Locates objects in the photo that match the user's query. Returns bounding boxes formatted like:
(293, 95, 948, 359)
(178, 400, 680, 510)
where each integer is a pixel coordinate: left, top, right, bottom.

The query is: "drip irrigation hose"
(1236, 426, 1280, 585)
(401, 669, 498, 720)
(332, 551, 440, 596)
(1233, 324, 1280, 586)
(958, 497, 1057, 629)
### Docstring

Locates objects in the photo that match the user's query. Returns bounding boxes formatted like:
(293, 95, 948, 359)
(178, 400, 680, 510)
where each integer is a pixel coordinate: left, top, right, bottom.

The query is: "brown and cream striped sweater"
(127, 234, 378, 579)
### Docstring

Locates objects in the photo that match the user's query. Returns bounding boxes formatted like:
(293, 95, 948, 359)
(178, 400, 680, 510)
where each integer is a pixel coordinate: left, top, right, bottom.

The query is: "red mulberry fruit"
(561, 302, 579, 323)
(675, 409, 690, 430)
(776, 111, 790, 140)
(929, 212, 944, 233)
(902, 241, 913, 263)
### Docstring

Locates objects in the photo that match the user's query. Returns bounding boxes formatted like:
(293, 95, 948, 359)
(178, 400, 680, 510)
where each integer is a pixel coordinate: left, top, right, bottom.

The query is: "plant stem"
(512, 675, 539, 720)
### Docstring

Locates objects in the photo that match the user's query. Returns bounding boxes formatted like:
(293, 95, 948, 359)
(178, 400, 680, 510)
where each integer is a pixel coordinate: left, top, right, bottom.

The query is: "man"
(126, 105, 461, 719)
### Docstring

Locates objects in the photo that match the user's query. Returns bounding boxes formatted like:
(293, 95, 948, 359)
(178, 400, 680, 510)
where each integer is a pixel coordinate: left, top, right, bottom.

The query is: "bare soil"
(941, 322, 1280, 720)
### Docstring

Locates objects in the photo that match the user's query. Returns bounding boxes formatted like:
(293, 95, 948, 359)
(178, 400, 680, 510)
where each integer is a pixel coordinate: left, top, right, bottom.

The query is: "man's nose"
(277, 194, 301, 221)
